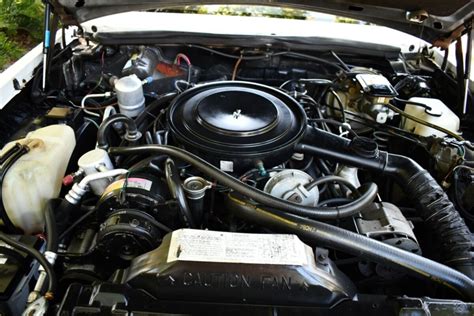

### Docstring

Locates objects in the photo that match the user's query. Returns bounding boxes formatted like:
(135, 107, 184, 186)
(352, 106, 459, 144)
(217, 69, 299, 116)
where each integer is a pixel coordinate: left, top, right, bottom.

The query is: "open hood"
(52, 0, 473, 45)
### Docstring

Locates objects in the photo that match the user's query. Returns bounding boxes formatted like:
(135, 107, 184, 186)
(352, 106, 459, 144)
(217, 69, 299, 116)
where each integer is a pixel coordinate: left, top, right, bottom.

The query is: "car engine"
(0, 42, 473, 315)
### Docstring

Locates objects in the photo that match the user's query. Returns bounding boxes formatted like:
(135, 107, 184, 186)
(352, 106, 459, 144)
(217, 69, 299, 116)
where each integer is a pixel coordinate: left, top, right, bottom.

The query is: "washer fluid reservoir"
(1, 125, 75, 234)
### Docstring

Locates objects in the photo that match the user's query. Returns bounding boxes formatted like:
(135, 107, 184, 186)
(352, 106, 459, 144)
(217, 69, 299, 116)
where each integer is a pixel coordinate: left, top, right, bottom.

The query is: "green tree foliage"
(0, 32, 23, 68)
(0, 0, 44, 69)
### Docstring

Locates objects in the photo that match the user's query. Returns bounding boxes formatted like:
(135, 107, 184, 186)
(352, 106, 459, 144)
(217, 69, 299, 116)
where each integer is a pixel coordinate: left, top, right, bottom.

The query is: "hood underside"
(52, 0, 473, 45)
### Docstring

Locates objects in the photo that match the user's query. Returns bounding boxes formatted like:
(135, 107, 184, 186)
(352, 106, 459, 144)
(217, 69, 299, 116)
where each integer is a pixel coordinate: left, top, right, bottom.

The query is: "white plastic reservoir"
(1, 125, 75, 234)
(402, 97, 460, 138)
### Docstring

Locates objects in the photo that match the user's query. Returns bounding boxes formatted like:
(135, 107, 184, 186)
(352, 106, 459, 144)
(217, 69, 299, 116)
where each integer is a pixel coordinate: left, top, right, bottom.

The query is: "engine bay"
(0, 41, 473, 315)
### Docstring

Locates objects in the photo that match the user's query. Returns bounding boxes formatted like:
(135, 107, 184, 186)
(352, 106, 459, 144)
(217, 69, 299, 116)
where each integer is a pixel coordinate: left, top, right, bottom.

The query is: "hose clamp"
(124, 130, 142, 142)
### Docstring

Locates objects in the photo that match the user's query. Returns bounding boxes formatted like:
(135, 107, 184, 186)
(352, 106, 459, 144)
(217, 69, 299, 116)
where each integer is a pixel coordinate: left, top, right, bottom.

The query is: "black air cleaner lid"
(168, 81, 306, 169)
(195, 90, 279, 136)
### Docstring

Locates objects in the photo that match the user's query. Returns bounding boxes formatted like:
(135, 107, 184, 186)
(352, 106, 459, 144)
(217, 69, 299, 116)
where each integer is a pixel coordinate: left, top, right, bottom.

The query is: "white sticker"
(219, 160, 234, 172)
(125, 178, 153, 191)
(167, 229, 309, 266)
(0, 258, 7, 264)
(112, 178, 153, 191)
(103, 177, 153, 195)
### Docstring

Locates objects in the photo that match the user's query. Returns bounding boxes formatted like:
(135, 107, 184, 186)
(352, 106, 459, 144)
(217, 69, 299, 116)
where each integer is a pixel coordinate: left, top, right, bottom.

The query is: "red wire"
(175, 53, 192, 66)
(36, 233, 46, 241)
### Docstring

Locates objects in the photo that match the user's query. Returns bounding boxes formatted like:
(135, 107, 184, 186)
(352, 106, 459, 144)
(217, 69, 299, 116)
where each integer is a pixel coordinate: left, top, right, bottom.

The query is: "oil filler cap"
(350, 136, 379, 158)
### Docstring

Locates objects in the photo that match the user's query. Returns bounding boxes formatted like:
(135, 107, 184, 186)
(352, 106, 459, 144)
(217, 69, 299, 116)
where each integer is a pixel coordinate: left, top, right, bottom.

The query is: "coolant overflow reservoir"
(402, 97, 460, 138)
(1, 125, 75, 234)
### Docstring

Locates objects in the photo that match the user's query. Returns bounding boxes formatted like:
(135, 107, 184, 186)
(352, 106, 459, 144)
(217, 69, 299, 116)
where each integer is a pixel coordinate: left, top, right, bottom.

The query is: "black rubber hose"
(58, 208, 95, 241)
(305, 175, 360, 196)
(108, 145, 378, 220)
(44, 200, 58, 252)
(224, 194, 474, 300)
(97, 114, 140, 150)
(134, 92, 177, 127)
(316, 197, 353, 207)
(0, 232, 56, 297)
(296, 127, 474, 278)
(165, 158, 196, 228)
(0, 143, 21, 164)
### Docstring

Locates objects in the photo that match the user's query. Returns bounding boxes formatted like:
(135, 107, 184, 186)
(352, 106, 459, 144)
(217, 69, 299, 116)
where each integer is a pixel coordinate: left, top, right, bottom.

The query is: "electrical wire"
(187, 44, 345, 70)
(309, 119, 358, 137)
(283, 52, 346, 71)
(239, 168, 285, 181)
(232, 55, 243, 80)
(174, 53, 192, 83)
(152, 109, 167, 134)
(187, 44, 285, 60)
(0, 232, 56, 298)
(46, 94, 118, 111)
(330, 51, 351, 72)
(279, 78, 333, 89)
(58, 209, 95, 241)
(174, 53, 191, 66)
(86, 76, 104, 95)
(329, 88, 346, 123)
(135, 92, 177, 128)
(322, 103, 425, 146)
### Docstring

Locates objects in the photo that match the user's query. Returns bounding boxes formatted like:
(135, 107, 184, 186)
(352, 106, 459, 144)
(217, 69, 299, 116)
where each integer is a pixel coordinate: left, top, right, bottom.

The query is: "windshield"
(152, 5, 365, 23)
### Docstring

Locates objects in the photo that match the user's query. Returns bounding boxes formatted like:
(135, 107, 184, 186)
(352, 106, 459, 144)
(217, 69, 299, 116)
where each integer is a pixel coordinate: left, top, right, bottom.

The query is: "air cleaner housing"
(167, 81, 306, 173)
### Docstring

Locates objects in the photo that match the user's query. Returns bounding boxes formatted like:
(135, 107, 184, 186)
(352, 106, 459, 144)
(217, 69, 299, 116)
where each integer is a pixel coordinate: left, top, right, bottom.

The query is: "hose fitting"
(97, 114, 141, 150)
(65, 169, 128, 204)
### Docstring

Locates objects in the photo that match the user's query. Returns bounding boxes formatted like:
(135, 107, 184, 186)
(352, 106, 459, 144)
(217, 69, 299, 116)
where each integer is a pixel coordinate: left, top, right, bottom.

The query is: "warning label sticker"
(103, 177, 153, 194)
(219, 160, 234, 172)
(167, 229, 308, 266)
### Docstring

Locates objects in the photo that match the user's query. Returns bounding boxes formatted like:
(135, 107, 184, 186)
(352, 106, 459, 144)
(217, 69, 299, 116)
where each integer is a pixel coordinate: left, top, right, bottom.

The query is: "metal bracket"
(406, 10, 429, 24)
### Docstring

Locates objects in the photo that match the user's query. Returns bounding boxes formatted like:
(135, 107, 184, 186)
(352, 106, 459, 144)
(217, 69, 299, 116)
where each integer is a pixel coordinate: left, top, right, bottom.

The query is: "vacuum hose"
(225, 194, 474, 300)
(295, 127, 474, 278)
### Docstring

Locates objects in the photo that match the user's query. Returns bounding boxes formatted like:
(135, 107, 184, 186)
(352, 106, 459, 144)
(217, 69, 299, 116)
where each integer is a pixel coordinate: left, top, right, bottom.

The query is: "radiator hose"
(109, 144, 474, 298)
(225, 194, 474, 300)
(295, 127, 474, 278)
